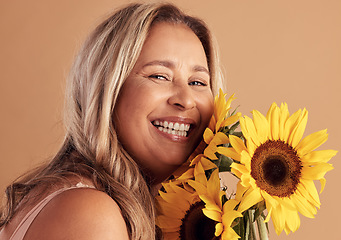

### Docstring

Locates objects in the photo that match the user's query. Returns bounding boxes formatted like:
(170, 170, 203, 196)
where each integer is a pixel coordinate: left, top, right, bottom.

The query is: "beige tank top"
(5, 183, 94, 240)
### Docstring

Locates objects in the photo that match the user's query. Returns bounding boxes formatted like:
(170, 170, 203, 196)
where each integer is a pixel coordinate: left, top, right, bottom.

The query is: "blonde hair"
(0, 3, 223, 239)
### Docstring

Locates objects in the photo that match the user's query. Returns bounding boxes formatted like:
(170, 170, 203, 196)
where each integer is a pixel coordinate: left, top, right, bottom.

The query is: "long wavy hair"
(0, 2, 223, 239)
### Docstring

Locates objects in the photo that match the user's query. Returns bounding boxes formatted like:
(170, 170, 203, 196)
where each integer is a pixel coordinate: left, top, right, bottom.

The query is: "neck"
(142, 165, 180, 196)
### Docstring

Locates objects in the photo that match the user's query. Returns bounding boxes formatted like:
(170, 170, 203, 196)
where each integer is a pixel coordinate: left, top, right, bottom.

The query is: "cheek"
(198, 94, 214, 123)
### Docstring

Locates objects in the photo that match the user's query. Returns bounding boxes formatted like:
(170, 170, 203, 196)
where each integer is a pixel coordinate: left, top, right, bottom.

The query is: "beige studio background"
(0, 0, 340, 239)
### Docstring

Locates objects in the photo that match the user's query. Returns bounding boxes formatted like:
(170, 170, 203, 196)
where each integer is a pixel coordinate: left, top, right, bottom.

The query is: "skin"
(0, 22, 214, 240)
(0, 181, 130, 240)
(115, 22, 214, 185)
(23, 188, 129, 240)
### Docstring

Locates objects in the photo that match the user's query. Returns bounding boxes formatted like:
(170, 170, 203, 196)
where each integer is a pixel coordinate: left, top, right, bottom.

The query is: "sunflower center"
(263, 157, 287, 186)
(250, 140, 302, 197)
(180, 201, 219, 240)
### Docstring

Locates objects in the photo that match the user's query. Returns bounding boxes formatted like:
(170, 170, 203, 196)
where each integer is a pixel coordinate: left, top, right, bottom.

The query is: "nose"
(168, 84, 196, 110)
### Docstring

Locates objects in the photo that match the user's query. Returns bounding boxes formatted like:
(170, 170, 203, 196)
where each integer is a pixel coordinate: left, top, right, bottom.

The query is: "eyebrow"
(142, 60, 210, 76)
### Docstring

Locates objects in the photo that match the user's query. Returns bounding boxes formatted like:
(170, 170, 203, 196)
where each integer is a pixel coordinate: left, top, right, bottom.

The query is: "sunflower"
(226, 102, 337, 235)
(208, 89, 240, 132)
(171, 90, 240, 183)
(155, 90, 243, 239)
(156, 175, 218, 239)
(188, 162, 242, 240)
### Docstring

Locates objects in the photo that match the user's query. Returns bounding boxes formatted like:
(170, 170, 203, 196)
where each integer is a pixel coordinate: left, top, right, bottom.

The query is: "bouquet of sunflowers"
(155, 89, 337, 240)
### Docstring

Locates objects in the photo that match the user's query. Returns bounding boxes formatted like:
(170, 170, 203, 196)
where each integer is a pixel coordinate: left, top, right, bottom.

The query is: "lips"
(152, 120, 191, 137)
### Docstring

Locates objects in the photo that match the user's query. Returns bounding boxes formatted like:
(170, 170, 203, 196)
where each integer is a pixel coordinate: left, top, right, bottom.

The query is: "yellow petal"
(190, 154, 203, 166)
(159, 191, 190, 209)
(234, 181, 248, 202)
(277, 196, 296, 211)
(289, 108, 308, 148)
(194, 163, 208, 186)
(240, 151, 251, 171)
(171, 184, 195, 201)
(301, 149, 338, 164)
(225, 92, 236, 109)
(222, 210, 243, 227)
(284, 208, 300, 233)
(261, 190, 279, 209)
(300, 179, 321, 207)
(301, 163, 334, 180)
(200, 156, 218, 170)
(157, 215, 182, 228)
(213, 132, 230, 145)
(283, 109, 301, 142)
(218, 147, 241, 162)
(208, 116, 216, 131)
(203, 208, 222, 222)
(320, 177, 326, 193)
(221, 113, 241, 127)
(252, 109, 269, 144)
(203, 128, 214, 144)
(188, 180, 206, 195)
(246, 136, 257, 156)
(194, 161, 205, 175)
(239, 117, 249, 139)
(223, 199, 239, 211)
(215, 222, 223, 236)
(159, 201, 186, 218)
(207, 169, 222, 205)
(291, 192, 316, 218)
(296, 129, 328, 156)
(237, 188, 263, 213)
(221, 229, 241, 240)
(204, 143, 218, 160)
(270, 105, 280, 140)
(201, 195, 221, 212)
(271, 204, 285, 235)
(231, 162, 248, 177)
(279, 103, 289, 141)
(177, 168, 194, 180)
(161, 182, 175, 194)
(266, 102, 277, 121)
(229, 134, 247, 154)
(244, 116, 261, 146)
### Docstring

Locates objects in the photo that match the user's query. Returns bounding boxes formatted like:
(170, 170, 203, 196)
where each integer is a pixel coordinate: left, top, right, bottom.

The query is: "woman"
(0, 2, 223, 239)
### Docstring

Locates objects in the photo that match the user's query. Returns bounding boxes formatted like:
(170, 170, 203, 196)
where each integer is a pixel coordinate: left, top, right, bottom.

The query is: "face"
(114, 22, 214, 182)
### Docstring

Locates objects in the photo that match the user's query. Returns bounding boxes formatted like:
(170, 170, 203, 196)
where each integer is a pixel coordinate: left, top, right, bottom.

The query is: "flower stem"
(256, 215, 269, 240)
(246, 210, 257, 240)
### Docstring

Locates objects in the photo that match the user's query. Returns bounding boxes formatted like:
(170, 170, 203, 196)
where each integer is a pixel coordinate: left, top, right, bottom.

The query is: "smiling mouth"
(152, 120, 191, 137)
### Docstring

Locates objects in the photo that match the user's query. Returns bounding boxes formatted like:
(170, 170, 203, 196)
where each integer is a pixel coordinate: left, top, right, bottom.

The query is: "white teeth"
(168, 122, 173, 129)
(153, 120, 191, 137)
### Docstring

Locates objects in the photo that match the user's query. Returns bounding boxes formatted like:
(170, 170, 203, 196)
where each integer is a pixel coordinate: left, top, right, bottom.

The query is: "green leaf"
(218, 155, 233, 172)
(229, 121, 240, 133)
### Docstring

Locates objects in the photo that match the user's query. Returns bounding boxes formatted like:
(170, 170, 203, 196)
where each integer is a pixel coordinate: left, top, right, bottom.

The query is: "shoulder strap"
(10, 183, 94, 240)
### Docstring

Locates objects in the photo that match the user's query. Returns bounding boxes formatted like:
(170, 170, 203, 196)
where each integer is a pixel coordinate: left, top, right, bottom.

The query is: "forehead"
(146, 22, 200, 46)
(137, 22, 208, 66)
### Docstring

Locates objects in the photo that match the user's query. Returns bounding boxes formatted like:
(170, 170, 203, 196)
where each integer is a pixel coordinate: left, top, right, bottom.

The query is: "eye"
(189, 80, 208, 86)
(148, 74, 169, 81)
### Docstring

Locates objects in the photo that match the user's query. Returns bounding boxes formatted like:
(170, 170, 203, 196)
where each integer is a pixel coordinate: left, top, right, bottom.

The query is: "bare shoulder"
(24, 188, 129, 240)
